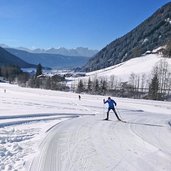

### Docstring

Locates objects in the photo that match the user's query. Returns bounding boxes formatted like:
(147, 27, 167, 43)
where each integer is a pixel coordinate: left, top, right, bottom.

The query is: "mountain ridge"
(0, 47, 35, 68)
(6, 46, 98, 58)
(83, 2, 171, 71)
(5, 48, 90, 69)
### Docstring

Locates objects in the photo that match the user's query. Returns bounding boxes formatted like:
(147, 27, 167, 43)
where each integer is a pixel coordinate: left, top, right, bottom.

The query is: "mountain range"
(0, 44, 98, 69)
(1, 2, 171, 71)
(83, 2, 171, 71)
(17, 47, 98, 57)
(5, 48, 91, 69)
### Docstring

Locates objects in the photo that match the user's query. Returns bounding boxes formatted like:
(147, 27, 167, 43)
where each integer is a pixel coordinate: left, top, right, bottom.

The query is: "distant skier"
(103, 97, 121, 121)
(78, 95, 81, 100)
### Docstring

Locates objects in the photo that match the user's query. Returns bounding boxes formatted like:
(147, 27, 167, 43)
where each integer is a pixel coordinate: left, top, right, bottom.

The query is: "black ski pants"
(107, 107, 121, 120)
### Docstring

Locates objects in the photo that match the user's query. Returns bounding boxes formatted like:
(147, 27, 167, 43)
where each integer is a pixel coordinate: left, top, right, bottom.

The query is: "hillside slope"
(0, 47, 35, 68)
(86, 54, 171, 82)
(83, 2, 171, 71)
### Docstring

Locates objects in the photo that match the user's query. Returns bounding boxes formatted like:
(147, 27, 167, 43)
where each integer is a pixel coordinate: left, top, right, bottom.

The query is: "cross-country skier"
(103, 97, 121, 121)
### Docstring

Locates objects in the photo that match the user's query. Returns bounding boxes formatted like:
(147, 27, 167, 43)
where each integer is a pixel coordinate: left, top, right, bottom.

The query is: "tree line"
(0, 42, 171, 101)
(75, 59, 171, 101)
(0, 65, 30, 84)
(0, 63, 69, 91)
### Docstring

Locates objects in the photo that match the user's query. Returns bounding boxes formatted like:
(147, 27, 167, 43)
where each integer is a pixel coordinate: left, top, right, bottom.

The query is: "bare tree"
(163, 39, 171, 58)
(100, 78, 108, 95)
(109, 75, 115, 89)
(109, 75, 121, 90)
(151, 59, 171, 99)
(141, 74, 146, 92)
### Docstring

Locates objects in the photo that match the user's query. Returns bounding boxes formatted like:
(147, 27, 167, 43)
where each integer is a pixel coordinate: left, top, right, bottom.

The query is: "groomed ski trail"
(29, 116, 171, 171)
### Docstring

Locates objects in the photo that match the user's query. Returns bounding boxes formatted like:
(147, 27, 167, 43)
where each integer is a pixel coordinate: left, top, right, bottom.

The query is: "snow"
(0, 83, 171, 171)
(142, 38, 148, 44)
(85, 54, 171, 82)
(165, 18, 171, 24)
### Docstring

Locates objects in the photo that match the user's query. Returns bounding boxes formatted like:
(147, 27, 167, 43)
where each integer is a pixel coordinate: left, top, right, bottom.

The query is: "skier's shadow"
(123, 121, 165, 127)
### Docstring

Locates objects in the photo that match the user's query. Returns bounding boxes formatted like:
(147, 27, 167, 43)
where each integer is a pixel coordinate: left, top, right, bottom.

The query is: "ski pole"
(103, 102, 105, 119)
(116, 107, 125, 121)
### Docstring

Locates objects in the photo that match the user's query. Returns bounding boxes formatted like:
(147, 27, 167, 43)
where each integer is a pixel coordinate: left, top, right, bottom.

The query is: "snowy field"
(0, 83, 171, 171)
(86, 54, 171, 82)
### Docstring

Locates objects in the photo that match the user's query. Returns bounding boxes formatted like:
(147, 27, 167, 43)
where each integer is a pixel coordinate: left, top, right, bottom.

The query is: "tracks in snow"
(0, 113, 94, 128)
(29, 116, 171, 171)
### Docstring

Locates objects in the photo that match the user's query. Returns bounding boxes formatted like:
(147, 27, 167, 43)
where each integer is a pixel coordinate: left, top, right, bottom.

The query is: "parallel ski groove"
(30, 116, 171, 171)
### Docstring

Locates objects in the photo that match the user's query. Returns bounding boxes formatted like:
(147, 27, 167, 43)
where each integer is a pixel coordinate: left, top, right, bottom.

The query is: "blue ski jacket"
(104, 99, 117, 109)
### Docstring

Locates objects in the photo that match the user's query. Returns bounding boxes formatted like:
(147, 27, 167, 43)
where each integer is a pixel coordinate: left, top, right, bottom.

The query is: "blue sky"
(0, 0, 170, 50)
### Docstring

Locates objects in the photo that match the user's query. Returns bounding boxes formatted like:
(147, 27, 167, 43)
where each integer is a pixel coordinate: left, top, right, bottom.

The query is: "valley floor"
(0, 83, 171, 171)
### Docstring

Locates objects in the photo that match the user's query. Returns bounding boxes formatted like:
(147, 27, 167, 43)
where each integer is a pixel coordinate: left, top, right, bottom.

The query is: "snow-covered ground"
(86, 54, 171, 82)
(0, 83, 171, 171)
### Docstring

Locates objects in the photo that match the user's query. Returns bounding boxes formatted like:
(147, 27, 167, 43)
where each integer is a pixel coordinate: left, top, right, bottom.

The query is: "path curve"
(29, 116, 171, 171)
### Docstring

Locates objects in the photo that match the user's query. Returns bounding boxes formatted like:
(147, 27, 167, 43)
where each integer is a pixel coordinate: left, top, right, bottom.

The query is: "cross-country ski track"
(0, 84, 171, 171)
(29, 115, 171, 171)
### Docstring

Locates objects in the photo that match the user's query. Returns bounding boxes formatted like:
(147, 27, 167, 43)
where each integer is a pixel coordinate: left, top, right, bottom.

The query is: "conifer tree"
(77, 80, 84, 93)
(36, 63, 42, 77)
(148, 74, 159, 100)
(93, 79, 99, 94)
(87, 77, 92, 93)
(100, 79, 107, 95)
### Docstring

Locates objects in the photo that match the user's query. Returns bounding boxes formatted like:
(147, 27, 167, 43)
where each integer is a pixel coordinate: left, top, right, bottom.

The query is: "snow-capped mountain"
(5, 48, 91, 69)
(3, 46, 98, 69)
(17, 47, 98, 57)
